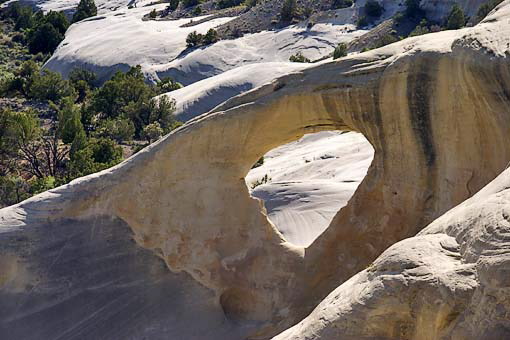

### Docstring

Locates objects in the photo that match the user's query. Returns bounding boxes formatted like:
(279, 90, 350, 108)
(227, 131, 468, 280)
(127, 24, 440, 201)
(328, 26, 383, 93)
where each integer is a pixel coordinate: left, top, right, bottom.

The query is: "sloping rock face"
(164, 62, 309, 121)
(0, 216, 259, 339)
(274, 165, 510, 339)
(1, 1, 510, 339)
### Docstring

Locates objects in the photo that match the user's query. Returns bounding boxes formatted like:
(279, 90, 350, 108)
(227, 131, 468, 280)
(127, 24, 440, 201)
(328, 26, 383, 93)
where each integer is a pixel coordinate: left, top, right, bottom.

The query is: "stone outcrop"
(274, 164, 510, 339)
(1, 1, 510, 339)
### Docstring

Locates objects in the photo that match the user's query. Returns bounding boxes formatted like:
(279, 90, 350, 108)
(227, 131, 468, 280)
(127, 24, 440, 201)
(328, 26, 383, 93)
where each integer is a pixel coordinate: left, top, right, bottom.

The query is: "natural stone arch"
(9, 26, 510, 338)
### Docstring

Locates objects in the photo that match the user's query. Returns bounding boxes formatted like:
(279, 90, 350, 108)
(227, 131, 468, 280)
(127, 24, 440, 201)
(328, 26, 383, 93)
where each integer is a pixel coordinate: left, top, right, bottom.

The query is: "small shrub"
(203, 28, 219, 45)
(95, 118, 135, 142)
(142, 121, 163, 143)
(375, 31, 400, 48)
(89, 137, 123, 164)
(67, 136, 122, 180)
(53, 96, 84, 144)
(156, 77, 182, 93)
(28, 70, 74, 102)
(409, 19, 430, 37)
(251, 174, 270, 189)
(289, 51, 310, 63)
(333, 43, 347, 59)
(72, 0, 97, 23)
(186, 31, 203, 48)
(29, 176, 56, 195)
(69, 68, 97, 88)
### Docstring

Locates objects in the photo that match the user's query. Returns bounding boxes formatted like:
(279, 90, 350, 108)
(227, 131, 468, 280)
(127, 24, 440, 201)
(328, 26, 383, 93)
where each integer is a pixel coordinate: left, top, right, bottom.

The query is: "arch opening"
(245, 130, 374, 247)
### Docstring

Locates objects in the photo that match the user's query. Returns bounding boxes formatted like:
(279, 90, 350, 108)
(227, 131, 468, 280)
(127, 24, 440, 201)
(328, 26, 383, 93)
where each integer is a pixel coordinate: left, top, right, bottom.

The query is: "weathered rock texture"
(274, 164, 510, 339)
(2, 1, 510, 339)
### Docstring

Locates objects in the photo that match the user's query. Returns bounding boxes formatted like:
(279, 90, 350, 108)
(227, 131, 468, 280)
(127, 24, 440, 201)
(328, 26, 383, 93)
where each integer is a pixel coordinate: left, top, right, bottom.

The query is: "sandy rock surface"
(275, 164, 510, 339)
(247, 131, 373, 247)
(44, 2, 366, 85)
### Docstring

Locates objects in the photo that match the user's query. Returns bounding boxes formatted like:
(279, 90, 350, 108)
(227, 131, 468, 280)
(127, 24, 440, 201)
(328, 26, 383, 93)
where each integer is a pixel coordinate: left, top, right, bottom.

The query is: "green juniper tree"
(447, 4, 466, 30)
(72, 0, 98, 23)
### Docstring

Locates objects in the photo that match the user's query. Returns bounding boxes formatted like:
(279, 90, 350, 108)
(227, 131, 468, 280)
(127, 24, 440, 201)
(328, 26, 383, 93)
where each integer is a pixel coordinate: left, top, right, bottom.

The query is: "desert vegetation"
(333, 43, 347, 59)
(72, 0, 97, 23)
(289, 51, 310, 63)
(186, 28, 219, 47)
(0, 5, 183, 207)
(2, 4, 69, 55)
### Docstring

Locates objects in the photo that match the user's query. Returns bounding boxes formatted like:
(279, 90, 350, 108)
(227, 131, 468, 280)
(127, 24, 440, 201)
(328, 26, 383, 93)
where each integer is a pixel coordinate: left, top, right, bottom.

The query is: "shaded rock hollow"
(1, 1, 510, 339)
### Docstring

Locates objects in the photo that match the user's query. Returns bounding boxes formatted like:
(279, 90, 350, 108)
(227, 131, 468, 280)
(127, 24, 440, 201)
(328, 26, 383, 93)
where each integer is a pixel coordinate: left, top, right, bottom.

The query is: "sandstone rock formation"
(164, 62, 309, 121)
(44, 4, 364, 85)
(1, 1, 510, 339)
(274, 164, 510, 339)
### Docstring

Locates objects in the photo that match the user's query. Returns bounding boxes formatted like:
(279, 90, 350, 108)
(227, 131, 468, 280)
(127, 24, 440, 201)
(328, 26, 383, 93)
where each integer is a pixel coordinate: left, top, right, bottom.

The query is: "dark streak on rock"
(407, 59, 436, 167)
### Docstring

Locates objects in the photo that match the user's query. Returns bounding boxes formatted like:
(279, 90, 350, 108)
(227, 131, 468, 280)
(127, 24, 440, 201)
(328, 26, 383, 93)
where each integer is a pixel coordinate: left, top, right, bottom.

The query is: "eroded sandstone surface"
(1, 1, 510, 339)
(275, 164, 510, 339)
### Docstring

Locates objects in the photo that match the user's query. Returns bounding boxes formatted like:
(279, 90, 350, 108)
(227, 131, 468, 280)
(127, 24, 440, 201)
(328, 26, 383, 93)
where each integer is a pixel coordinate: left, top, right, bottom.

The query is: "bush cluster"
(2, 4, 69, 54)
(0, 60, 182, 206)
(72, 0, 97, 23)
(333, 43, 347, 59)
(289, 51, 310, 63)
(186, 29, 219, 48)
